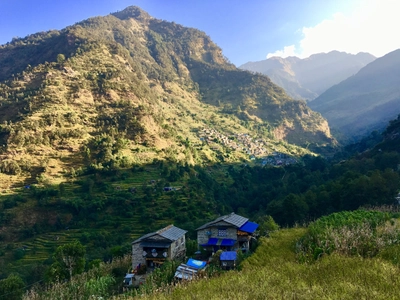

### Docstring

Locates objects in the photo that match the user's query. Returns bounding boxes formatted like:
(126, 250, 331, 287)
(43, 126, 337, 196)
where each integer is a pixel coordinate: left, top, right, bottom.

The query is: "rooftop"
(196, 213, 249, 230)
(132, 225, 187, 244)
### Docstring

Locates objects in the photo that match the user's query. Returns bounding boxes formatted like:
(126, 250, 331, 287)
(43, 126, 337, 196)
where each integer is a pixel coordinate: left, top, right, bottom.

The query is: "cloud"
(266, 45, 296, 59)
(267, 0, 400, 59)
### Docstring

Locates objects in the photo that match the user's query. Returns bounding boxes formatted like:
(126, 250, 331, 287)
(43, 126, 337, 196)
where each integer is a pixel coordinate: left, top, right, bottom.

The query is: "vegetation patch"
(296, 210, 400, 262)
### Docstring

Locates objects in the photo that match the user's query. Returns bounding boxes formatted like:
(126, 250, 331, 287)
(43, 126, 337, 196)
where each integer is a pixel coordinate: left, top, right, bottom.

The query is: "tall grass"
(115, 228, 400, 300)
(296, 210, 400, 262)
(24, 255, 131, 299)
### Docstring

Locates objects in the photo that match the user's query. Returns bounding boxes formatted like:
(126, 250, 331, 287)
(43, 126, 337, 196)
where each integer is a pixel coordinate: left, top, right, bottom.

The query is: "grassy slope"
(128, 228, 400, 300)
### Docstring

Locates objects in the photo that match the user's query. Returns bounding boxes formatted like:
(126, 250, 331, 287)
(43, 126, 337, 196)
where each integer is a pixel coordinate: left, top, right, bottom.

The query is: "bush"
(0, 274, 25, 300)
(13, 248, 26, 260)
(3, 198, 17, 209)
(296, 210, 399, 262)
(0, 159, 21, 175)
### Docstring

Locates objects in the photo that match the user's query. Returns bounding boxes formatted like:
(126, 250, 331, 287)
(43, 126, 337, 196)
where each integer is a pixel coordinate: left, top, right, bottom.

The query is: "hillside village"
(198, 128, 298, 166)
(198, 128, 269, 157)
(125, 213, 258, 287)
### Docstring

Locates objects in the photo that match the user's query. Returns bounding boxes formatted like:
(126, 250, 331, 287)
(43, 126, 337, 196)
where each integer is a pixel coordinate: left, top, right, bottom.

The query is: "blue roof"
(220, 239, 236, 246)
(239, 221, 259, 233)
(186, 258, 207, 269)
(220, 251, 237, 261)
(205, 238, 219, 246)
(201, 238, 236, 247)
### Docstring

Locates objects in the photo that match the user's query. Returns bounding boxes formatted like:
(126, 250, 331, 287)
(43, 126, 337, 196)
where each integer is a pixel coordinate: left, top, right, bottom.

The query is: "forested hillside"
(0, 6, 335, 192)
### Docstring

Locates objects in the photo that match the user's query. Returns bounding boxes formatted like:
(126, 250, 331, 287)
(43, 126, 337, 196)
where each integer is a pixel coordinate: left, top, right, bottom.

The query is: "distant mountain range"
(309, 49, 400, 141)
(240, 51, 376, 100)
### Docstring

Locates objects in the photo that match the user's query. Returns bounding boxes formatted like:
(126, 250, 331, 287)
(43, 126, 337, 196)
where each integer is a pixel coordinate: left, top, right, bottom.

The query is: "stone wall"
(132, 236, 186, 269)
(170, 235, 186, 259)
(132, 243, 146, 270)
(197, 229, 210, 245)
(197, 225, 238, 245)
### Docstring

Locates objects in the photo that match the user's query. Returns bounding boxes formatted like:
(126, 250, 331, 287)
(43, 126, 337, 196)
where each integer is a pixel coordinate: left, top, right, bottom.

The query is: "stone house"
(131, 225, 187, 270)
(196, 212, 258, 253)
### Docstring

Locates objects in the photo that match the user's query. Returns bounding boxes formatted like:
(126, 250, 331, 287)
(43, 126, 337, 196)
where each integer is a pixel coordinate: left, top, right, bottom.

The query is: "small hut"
(220, 251, 237, 270)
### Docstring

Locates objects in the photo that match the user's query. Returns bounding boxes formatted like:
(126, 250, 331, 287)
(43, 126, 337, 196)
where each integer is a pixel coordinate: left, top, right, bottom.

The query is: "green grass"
(120, 228, 400, 300)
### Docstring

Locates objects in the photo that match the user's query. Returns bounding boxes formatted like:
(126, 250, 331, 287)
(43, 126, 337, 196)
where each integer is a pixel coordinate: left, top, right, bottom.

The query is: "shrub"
(0, 159, 21, 175)
(296, 210, 399, 262)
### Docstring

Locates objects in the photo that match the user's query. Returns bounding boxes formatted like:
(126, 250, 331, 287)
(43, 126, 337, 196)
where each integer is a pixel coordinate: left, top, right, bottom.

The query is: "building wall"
(132, 243, 146, 270)
(221, 260, 236, 270)
(132, 235, 186, 269)
(197, 226, 237, 245)
(170, 235, 186, 259)
(197, 228, 210, 245)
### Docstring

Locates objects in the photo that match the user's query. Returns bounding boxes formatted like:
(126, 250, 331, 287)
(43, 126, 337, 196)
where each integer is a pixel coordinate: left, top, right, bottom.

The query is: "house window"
(218, 228, 227, 237)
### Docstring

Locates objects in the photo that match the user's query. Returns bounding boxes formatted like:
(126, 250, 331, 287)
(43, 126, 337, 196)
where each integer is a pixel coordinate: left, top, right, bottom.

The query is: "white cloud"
(267, 0, 400, 59)
(266, 45, 296, 58)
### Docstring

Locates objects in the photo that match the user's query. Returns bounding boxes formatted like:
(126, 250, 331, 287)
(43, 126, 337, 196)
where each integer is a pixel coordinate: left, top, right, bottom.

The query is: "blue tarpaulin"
(220, 251, 237, 261)
(239, 221, 259, 233)
(220, 239, 236, 246)
(186, 258, 207, 269)
(204, 238, 218, 246)
(201, 238, 236, 247)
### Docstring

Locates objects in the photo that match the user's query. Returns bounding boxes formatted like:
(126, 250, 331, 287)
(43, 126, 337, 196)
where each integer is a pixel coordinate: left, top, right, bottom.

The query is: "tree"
(0, 274, 25, 300)
(47, 241, 86, 281)
(282, 194, 309, 226)
(257, 215, 279, 236)
(57, 53, 66, 66)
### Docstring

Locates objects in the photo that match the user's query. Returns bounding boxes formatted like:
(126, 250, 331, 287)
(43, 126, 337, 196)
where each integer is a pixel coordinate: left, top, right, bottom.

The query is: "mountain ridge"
(309, 48, 400, 141)
(240, 51, 376, 100)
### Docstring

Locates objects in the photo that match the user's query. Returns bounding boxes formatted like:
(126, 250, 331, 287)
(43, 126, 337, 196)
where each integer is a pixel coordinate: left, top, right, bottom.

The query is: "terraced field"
(0, 162, 224, 279)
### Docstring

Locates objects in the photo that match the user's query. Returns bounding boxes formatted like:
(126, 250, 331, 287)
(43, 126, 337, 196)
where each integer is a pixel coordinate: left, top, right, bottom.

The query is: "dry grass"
(114, 228, 400, 300)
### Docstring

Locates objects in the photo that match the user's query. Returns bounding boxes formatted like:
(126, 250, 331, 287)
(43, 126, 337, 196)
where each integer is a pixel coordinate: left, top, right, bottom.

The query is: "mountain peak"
(111, 6, 152, 22)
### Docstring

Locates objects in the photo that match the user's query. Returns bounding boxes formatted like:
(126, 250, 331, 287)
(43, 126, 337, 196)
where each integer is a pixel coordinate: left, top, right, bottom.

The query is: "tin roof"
(159, 225, 187, 241)
(132, 225, 187, 244)
(196, 213, 248, 230)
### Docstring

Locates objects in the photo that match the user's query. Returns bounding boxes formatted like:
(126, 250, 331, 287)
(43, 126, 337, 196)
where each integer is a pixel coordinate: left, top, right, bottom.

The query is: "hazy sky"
(0, 0, 398, 66)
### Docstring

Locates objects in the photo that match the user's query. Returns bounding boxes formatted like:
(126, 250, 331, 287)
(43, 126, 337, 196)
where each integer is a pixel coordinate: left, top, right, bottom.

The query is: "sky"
(0, 0, 399, 66)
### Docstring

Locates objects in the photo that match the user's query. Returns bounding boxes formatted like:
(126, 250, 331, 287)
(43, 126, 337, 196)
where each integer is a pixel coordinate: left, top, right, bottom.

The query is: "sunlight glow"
(267, 0, 400, 58)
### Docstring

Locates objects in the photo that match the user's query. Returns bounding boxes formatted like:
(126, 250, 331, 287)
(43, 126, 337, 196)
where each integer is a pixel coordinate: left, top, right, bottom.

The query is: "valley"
(0, 4, 399, 299)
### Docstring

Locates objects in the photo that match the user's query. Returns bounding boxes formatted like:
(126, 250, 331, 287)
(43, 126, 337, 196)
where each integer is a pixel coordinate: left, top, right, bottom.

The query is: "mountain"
(308, 49, 400, 141)
(0, 6, 335, 187)
(240, 51, 376, 100)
